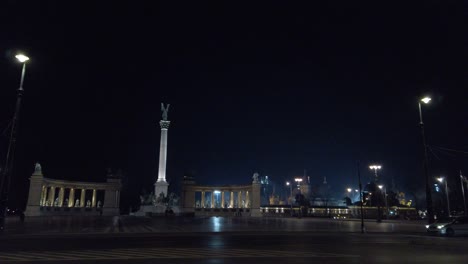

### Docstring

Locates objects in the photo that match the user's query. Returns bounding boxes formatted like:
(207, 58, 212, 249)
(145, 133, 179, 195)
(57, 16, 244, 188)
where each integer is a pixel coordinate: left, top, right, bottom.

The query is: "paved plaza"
(0, 216, 467, 263)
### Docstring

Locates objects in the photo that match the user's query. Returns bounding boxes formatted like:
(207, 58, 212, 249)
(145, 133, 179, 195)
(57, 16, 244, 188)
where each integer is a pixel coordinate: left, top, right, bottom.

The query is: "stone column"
(49, 187, 56, 206)
(40, 186, 46, 206)
(238, 191, 242, 208)
(211, 192, 214, 208)
(246, 191, 250, 208)
(58, 187, 65, 207)
(92, 189, 97, 207)
(68, 188, 75, 207)
(201, 191, 205, 208)
(221, 191, 225, 208)
(154, 118, 171, 198)
(80, 189, 86, 207)
(230, 191, 234, 208)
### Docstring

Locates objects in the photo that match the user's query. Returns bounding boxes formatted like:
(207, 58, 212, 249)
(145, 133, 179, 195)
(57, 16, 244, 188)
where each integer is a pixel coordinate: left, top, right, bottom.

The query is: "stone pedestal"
(25, 164, 44, 216)
(251, 182, 262, 217)
(154, 181, 169, 198)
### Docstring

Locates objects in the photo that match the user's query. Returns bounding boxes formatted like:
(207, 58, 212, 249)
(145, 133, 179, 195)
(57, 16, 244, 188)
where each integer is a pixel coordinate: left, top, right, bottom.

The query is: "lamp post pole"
(286, 182, 292, 216)
(437, 177, 450, 217)
(460, 171, 467, 216)
(357, 162, 365, 233)
(0, 54, 30, 232)
(419, 97, 434, 223)
(369, 165, 382, 223)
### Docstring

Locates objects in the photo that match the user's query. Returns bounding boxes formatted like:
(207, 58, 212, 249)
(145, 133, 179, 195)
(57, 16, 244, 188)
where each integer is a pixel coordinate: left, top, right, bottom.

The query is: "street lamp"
(369, 165, 382, 222)
(419, 96, 434, 223)
(369, 165, 382, 182)
(286, 181, 292, 216)
(437, 177, 450, 217)
(294, 178, 303, 189)
(0, 54, 30, 231)
(378, 185, 389, 219)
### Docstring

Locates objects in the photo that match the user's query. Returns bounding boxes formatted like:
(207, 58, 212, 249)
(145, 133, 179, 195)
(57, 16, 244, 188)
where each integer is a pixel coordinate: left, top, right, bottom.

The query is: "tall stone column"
(221, 191, 225, 208)
(58, 187, 65, 207)
(49, 187, 56, 206)
(154, 103, 171, 198)
(238, 191, 242, 208)
(68, 188, 75, 207)
(211, 192, 214, 208)
(230, 191, 234, 208)
(80, 189, 86, 207)
(201, 191, 205, 208)
(92, 189, 97, 207)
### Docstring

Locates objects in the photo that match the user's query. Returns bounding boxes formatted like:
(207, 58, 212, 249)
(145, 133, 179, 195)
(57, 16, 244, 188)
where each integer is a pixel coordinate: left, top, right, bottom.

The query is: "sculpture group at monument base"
(134, 205, 181, 216)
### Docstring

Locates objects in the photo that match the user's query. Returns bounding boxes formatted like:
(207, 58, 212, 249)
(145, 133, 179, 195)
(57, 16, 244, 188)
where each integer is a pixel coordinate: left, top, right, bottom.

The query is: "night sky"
(0, 1, 466, 210)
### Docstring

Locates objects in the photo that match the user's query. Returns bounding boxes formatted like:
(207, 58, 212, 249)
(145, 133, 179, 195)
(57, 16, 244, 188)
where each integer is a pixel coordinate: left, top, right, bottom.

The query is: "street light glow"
(286, 181, 290, 186)
(347, 188, 352, 193)
(378, 185, 383, 189)
(294, 178, 303, 182)
(15, 54, 30, 63)
(421, 97, 431, 104)
(369, 165, 382, 170)
(437, 177, 444, 183)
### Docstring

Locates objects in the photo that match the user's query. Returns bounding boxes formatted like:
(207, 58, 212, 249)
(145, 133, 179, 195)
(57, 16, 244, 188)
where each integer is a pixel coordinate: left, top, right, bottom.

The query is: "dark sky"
(0, 1, 466, 209)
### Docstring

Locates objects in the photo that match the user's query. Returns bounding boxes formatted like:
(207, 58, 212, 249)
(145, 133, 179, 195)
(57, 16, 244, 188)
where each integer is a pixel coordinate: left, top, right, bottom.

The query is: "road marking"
(0, 247, 359, 261)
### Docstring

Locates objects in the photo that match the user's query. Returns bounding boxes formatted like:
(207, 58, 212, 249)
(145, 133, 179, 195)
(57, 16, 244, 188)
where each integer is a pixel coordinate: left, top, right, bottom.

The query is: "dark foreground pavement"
(0, 216, 466, 263)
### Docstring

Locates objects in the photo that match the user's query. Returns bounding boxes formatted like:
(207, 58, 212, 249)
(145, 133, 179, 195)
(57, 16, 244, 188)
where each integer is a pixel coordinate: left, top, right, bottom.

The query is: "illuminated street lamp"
(369, 165, 382, 182)
(419, 96, 434, 223)
(378, 185, 389, 219)
(286, 182, 292, 215)
(0, 54, 30, 231)
(294, 178, 303, 189)
(347, 188, 352, 193)
(369, 165, 382, 222)
(437, 177, 450, 217)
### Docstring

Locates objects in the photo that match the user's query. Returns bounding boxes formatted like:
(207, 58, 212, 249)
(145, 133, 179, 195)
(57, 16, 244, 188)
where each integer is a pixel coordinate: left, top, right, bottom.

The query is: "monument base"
(24, 205, 41, 217)
(154, 181, 169, 198)
(134, 205, 181, 216)
(250, 208, 262, 217)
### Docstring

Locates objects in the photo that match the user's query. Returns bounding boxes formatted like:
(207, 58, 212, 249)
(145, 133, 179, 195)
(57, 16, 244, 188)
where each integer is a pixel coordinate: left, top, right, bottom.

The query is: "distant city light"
(286, 182, 290, 186)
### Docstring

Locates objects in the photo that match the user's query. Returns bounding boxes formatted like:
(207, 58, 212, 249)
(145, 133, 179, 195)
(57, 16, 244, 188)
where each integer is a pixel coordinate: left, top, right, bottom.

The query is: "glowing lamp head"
(214, 190, 221, 194)
(378, 185, 383, 190)
(294, 178, 303, 183)
(437, 177, 444, 183)
(15, 54, 30, 63)
(369, 165, 382, 170)
(421, 97, 431, 104)
(286, 182, 290, 186)
(347, 188, 352, 193)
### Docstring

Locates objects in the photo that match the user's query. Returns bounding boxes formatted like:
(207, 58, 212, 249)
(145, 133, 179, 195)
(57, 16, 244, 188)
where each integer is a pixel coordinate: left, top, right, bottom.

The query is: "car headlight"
(437, 225, 445, 229)
(425, 225, 430, 228)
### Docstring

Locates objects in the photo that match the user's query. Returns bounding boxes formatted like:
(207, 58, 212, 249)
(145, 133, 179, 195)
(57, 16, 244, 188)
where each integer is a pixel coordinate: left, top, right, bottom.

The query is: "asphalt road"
(0, 216, 466, 263)
(0, 232, 467, 263)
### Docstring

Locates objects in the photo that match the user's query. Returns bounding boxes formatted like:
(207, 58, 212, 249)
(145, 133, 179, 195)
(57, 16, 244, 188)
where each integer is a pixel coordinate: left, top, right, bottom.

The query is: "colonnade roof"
(42, 177, 121, 190)
(185, 185, 253, 191)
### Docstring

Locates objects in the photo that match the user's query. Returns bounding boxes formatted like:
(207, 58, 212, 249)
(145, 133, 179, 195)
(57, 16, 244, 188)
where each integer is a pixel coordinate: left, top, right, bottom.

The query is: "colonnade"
(40, 186, 109, 208)
(197, 190, 250, 209)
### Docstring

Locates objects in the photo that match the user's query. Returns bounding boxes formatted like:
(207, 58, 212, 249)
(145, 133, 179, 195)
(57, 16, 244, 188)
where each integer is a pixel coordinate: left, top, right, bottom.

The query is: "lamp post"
(294, 178, 303, 217)
(286, 182, 292, 216)
(437, 177, 450, 217)
(378, 185, 388, 219)
(460, 171, 467, 216)
(0, 54, 30, 231)
(369, 165, 382, 223)
(357, 162, 365, 233)
(419, 97, 434, 223)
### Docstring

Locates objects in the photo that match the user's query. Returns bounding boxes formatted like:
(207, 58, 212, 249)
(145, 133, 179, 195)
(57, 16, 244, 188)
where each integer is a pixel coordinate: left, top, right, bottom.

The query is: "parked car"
(426, 216, 468, 236)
